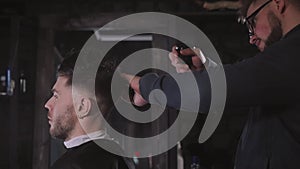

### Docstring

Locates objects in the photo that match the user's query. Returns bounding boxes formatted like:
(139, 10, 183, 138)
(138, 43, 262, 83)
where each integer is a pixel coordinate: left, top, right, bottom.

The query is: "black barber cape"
(51, 139, 133, 169)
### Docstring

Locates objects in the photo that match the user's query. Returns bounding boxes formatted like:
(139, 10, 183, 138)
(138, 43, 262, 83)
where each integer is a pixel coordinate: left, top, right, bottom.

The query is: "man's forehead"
(56, 76, 69, 85)
(247, 4, 256, 16)
(52, 76, 70, 90)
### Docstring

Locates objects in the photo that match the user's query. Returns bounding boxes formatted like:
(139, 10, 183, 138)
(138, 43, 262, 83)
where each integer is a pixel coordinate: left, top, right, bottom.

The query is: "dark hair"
(57, 50, 123, 116)
(289, 0, 300, 10)
(57, 53, 77, 86)
(239, 0, 300, 17)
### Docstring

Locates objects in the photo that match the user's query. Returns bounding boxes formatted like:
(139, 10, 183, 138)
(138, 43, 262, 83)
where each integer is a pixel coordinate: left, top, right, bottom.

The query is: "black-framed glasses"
(239, 0, 272, 36)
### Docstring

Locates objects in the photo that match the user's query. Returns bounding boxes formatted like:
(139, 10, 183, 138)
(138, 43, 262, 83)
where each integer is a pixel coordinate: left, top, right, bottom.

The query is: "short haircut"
(289, 0, 300, 10)
(239, 0, 300, 17)
(57, 53, 77, 86)
(57, 50, 123, 117)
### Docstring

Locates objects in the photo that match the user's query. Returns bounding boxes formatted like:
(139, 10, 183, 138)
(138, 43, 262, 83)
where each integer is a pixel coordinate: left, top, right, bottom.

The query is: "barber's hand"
(120, 73, 149, 107)
(169, 46, 205, 73)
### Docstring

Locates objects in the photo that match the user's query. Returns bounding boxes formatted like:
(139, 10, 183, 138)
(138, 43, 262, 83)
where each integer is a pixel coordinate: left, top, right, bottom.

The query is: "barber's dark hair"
(57, 50, 123, 116)
(239, 0, 300, 17)
(289, 0, 300, 10)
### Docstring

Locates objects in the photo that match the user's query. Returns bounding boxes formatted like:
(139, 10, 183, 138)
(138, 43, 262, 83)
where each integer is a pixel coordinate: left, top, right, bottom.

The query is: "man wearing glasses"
(125, 0, 300, 168)
(240, 0, 283, 51)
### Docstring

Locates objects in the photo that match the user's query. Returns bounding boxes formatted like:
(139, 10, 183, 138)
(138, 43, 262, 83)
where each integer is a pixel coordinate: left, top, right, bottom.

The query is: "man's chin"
(258, 46, 265, 52)
(50, 128, 60, 139)
(256, 41, 266, 52)
(49, 128, 55, 138)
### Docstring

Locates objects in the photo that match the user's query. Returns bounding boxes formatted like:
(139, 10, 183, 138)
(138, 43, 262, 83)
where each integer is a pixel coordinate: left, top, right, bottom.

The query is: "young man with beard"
(45, 54, 134, 169)
(125, 0, 300, 168)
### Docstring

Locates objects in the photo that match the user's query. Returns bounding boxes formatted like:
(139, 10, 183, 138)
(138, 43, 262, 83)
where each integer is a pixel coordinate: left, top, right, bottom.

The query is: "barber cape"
(51, 131, 135, 169)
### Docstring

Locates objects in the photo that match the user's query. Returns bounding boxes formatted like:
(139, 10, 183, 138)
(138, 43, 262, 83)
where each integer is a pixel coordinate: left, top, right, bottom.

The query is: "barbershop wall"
(0, 16, 38, 169)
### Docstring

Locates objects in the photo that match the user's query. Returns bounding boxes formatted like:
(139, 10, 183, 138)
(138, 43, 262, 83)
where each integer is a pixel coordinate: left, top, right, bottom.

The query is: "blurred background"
(0, 0, 258, 168)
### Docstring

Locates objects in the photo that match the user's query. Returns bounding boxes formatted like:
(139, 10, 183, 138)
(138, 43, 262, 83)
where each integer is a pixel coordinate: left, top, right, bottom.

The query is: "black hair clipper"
(175, 46, 194, 69)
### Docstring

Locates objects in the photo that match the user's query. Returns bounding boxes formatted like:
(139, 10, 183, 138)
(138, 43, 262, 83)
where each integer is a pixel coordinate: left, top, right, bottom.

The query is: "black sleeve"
(139, 45, 300, 113)
(139, 71, 212, 113)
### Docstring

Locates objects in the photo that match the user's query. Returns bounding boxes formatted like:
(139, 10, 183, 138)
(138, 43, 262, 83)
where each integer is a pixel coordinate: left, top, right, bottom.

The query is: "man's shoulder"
(267, 27, 300, 54)
(51, 139, 131, 169)
(80, 139, 124, 155)
(71, 139, 126, 162)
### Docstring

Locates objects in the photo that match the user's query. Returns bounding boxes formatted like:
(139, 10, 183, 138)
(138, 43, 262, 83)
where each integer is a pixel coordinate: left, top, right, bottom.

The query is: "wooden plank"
(151, 33, 178, 169)
(38, 13, 133, 30)
(8, 15, 20, 169)
(32, 26, 55, 169)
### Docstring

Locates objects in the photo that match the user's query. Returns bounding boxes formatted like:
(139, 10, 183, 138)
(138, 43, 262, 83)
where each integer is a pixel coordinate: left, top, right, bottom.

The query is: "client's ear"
(76, 97, 92, 119)
(274, 0, 286, 13)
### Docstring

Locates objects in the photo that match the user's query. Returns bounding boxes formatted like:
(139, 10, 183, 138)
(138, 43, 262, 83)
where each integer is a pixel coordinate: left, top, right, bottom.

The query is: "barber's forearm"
(139, 72, 212, 112)
(139, 73, 181, 109)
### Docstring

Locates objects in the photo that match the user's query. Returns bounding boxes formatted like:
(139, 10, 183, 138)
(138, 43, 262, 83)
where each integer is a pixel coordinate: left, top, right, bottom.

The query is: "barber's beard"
(265, 12, 283, 47)
(50, 105, 76, 140)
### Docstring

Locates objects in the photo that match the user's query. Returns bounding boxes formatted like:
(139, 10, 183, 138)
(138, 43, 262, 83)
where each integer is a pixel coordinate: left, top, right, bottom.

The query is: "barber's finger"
(120, 73, 141, 95)
(192, 57, 202, 67)
(172, 46, 177, 51)
(175, 63, 190, 73)
(192, 47, 207, 63)
(169, 53, 179, 65)
(120, 73, 135, 82)
(192, 47, 201, 56)
(171, 46, 179, 54)
(133, 92, 148, 107)
(181, 47, 207, 64)
(180, 47, 197, 56)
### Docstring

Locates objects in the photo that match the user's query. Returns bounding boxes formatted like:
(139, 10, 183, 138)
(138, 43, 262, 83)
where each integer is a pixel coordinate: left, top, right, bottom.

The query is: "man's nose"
(44, 99, 52, 112)
(249, 35, 258, 45)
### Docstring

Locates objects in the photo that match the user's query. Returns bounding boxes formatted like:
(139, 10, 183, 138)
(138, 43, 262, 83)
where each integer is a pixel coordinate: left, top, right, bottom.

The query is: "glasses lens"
(246, 20, 254, 36)
(238, 16, 246, 24)
(238, 16, 254, 36)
